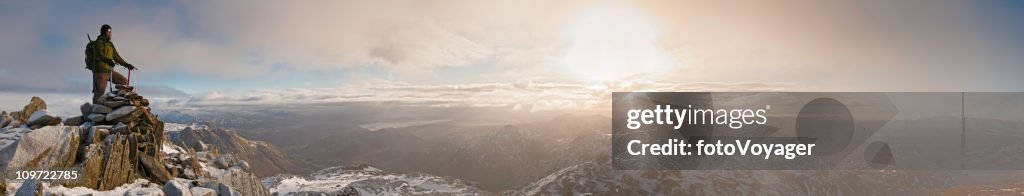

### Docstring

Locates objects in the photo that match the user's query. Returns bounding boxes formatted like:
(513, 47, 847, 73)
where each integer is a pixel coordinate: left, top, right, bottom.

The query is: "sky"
(1, 0, 1023, 115)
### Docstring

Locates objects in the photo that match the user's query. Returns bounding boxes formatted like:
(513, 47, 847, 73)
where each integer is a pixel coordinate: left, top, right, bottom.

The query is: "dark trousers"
(92, 71, 127, 103)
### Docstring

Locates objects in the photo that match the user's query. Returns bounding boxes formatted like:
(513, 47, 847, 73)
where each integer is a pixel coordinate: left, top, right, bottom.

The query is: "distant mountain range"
(157, 106, 1024, 194)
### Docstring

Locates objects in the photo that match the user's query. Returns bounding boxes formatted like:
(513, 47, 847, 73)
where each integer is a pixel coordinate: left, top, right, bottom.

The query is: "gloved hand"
(124, 64, 136, 70)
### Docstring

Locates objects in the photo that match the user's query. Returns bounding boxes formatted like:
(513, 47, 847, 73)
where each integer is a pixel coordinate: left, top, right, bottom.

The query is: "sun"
(562, 0, 673, 82)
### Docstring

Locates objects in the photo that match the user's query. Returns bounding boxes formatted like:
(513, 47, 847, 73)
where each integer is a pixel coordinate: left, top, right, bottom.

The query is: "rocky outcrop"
(60, 85, 171, 190)
(0, 86, 273, 195)
(0, 126, 80, 170)
(0, 88, 167, 193)
(168, 124, 309, 177)
(215, 167, 271, 196)
(22, 97, 47, 119)
(2, 97, 50, 130)
(68, 130, 142, 190)
(163, 149, 270, 196)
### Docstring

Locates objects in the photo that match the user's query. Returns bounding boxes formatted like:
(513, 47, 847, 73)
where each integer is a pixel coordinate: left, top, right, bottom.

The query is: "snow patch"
(265, 165, 484, 195)
(7, 179, 163, 196)
(0, 128, 32, 150)
(27, 110, 55, 124)
(163, 122, 209, 133)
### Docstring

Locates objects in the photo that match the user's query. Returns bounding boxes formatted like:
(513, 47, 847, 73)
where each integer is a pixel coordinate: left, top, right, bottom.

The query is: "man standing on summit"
(85, 24, 137, 103)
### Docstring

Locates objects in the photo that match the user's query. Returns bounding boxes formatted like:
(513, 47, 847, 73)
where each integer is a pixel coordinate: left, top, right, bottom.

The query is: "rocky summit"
(0, 85, 270, 195)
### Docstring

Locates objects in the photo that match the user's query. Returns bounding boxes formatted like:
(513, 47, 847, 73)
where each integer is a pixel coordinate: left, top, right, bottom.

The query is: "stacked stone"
(74, 85, 149, 124)
(69, 84, 172, 190)
(74, 85, 163, 156)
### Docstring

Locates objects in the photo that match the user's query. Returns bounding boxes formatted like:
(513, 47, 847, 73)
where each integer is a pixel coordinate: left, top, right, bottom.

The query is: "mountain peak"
(0, 88, 273, 195)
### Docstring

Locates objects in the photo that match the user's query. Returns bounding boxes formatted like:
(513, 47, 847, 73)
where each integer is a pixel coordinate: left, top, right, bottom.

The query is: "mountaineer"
(85, 24, 137, 103)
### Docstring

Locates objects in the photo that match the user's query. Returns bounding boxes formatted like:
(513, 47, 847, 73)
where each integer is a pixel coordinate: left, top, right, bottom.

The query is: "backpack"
(84, 34, 97, 70)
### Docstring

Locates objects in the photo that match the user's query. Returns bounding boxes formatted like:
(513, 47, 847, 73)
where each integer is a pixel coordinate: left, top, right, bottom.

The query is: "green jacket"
(85, 34, 129, 73)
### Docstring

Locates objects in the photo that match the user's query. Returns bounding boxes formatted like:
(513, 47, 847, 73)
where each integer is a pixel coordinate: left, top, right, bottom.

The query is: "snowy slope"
(8, 179, 163, 196)
(506, 158, 979, 195)
(264, 165, 489, 195)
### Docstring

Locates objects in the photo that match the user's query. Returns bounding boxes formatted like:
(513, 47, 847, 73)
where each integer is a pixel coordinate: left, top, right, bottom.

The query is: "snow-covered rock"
(165, 123, 307, 177)
(0, 126, 80, 171)
(163, 178, 194, 196)
(210, 165, 270, 196)
(34, 179, 165, 196)
(0, 128, 32, 150)
(27, 109, 61, 128)
(0, 94, 272, 196)
(504, 158, 968, 195)
(163, 123, 209, 133)
(237, 160, 251, 171)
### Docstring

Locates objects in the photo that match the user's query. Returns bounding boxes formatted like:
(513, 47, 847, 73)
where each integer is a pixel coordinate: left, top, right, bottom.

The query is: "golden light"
(562, 0, 673, 82)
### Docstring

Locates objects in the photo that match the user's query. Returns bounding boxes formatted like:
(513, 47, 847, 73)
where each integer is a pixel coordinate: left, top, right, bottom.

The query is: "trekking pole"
(132, 67, 140, 94)
(136, 70, 139, 93)
(135, 70, 139, 94)
(108, 67, 114, 93)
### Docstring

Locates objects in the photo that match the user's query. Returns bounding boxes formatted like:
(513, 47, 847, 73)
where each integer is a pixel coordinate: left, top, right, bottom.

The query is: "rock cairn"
(72, 84, 172, 190)
(74, 85, 164, 157)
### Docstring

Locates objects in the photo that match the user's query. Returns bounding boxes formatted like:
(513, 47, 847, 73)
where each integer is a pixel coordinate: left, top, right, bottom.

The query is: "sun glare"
(562, 0, 673, 82)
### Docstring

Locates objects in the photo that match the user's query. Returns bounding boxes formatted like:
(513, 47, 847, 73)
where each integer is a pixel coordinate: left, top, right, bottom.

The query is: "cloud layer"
(162, 79, 799, 112)
(2, 0, 1023, 113)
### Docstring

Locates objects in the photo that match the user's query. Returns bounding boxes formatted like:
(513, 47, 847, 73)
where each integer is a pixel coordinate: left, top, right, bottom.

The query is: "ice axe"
(109, 67, 114, 92)
(108, 64, 140, 93)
